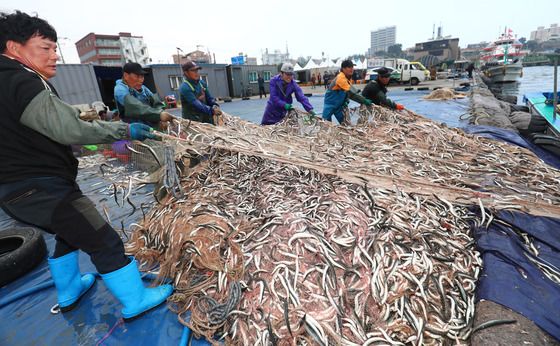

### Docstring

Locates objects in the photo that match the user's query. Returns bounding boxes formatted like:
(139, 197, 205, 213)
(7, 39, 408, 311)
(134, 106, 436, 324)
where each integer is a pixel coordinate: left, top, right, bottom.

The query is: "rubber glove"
(284, 103, 293, 111)
(212, 105, 223, 116)
(395, 103, 405, 110)
(129, 123, 156, 141)
(309, 110, 317, 116)
(363, 99, 373, 106)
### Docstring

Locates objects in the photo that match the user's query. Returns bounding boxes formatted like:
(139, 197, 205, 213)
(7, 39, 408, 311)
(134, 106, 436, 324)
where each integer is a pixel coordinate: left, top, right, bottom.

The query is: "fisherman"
(0, 11, 172, 318)
(361, 67, 405, 111)
(261, 62, 316, 125)
(322, 60, 372, 124)
(179, 61, 222, 124)
(114, 62, 174, 129)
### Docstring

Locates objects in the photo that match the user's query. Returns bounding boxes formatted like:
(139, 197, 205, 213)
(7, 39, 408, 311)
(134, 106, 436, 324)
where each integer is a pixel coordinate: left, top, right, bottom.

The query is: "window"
(169, 75, 183, 90)
(263, 71, 272, 81)
(98, 48, 121, 55)
(248, 71, 258, 83)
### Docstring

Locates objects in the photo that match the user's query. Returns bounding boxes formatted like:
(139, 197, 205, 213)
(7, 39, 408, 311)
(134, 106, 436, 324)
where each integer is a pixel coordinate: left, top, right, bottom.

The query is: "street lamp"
(176, 47, 183, 65)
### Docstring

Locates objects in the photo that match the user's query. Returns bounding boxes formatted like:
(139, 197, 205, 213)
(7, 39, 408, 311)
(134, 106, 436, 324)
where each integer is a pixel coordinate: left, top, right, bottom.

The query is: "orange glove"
(395, 103, 405, 110)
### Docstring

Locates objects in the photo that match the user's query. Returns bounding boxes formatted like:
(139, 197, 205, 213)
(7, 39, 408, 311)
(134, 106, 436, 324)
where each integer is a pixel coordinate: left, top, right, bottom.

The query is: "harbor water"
(488, 65, 560, 104)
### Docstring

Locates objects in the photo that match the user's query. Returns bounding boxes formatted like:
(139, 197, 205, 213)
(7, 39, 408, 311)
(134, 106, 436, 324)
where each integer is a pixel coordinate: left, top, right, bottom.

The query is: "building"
(150, 64, 229, 102)
(530, 24, 560, 42)
(369, 26, 396, 55)
(262, 48, 290, 65)
(226, 65, 278, 98)
(412, 37, 460, 66)
(462, 42, 489, 62)
(173, 50, 212, 65)
(49, 64, 103, 105)
(75, 32, 150, 66)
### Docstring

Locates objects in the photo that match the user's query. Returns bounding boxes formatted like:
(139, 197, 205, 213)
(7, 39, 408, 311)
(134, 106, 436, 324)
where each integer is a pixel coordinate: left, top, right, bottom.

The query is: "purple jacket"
(261, 74, 313, 125)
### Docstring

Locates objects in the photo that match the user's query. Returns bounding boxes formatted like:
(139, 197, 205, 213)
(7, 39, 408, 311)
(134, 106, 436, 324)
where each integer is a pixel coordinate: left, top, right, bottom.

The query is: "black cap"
(341, 60, 355, 69)
(182, 61, 202, 71)
(377, 67, 391, 78)
(123, 62, 147, 75)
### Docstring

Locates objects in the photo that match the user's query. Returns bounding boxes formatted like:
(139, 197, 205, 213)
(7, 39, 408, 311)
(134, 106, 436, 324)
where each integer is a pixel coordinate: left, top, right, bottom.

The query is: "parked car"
(165, 95, 177, 109)
(365, 66, 401, 84)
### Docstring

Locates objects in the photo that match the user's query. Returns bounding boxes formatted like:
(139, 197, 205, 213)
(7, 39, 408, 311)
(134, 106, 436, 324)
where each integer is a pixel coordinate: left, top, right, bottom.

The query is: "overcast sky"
(2, 0, 558, 64)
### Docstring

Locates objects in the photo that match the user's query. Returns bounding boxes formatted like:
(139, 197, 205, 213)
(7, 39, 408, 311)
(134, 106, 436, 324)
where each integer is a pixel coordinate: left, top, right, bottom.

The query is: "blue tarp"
(0, 165, 209, 346)
(462, 125, 560, 169)
(464, 126, 560, 340)
(474, 211, 560, 339)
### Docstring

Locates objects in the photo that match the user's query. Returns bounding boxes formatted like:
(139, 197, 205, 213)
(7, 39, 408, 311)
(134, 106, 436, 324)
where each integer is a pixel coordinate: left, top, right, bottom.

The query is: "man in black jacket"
(0, 11, 172, 319)
(361, 67, 405, 111)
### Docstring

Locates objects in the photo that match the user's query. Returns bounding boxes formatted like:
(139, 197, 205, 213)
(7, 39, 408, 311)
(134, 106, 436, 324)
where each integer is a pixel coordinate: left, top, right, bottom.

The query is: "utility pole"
(56, 37, 69, 64)
(57, 41, 66, 64)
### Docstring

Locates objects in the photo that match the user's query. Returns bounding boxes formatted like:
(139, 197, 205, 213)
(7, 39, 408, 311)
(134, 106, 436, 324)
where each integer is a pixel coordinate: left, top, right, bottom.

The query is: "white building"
(262, 48, 290, 65)
(369, 26, 397, 55)
(530, 24, 560, 42)
(119, 33, 150, 65)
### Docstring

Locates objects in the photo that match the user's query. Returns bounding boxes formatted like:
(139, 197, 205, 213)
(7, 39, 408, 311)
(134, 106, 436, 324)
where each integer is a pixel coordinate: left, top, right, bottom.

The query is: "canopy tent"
(302, 59, 320, 70)
(353, 59, 367, 69)
(293, 63, 304, 72)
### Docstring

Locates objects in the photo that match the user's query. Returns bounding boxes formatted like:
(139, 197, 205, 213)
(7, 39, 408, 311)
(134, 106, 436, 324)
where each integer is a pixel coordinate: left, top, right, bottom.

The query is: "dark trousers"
(0, 176, 128, 273)
(259, 86, 266, 98)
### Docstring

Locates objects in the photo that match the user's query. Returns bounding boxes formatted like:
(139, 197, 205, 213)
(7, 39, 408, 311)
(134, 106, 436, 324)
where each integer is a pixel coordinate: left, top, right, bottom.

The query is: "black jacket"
(361, 80, 397, 109)
(0, 55, 78, 183)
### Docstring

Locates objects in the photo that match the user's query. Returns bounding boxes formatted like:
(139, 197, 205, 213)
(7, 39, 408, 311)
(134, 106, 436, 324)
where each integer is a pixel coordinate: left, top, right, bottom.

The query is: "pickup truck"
(366, 58, 427, 85)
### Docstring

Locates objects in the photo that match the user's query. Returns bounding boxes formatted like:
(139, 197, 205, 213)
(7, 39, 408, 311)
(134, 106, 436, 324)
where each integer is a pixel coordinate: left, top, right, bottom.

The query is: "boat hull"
(483, 63, 523, 83)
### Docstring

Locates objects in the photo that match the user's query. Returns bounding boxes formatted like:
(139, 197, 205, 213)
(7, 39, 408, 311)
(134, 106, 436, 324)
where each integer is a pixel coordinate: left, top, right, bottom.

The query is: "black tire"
(0, 228, 47, 287)
(532, 135, 560, 156)
(511, 105, 530, 112)
(527, 114, 548, 133)
(410, 77, 420, 86)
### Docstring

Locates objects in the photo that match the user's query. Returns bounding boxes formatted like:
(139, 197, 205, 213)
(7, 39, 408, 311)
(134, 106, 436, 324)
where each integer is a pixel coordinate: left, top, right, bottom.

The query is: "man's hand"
(160, 111, 174, 122)
(363, 99, 373, 106)
(284, 103, 293, 111)
(395, 103, 405, 110)
(129, 123, 157, 141)
(212, 105, 222, 116)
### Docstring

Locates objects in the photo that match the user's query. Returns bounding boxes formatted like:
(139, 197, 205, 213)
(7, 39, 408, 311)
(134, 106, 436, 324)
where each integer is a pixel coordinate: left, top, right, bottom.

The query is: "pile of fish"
(423, 88, 467, 100)
(128, 151, 481, 345)
(122, 106, 560, 345)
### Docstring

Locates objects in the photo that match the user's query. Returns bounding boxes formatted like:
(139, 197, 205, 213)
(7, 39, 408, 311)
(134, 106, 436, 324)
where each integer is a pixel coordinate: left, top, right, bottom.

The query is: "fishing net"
(123, 106, 560, 345)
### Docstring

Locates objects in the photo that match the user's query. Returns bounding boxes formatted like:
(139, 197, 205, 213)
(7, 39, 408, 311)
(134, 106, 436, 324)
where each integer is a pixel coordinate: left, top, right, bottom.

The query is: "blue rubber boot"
(101, 257, 173, 320)
(47, 251, 96, 312)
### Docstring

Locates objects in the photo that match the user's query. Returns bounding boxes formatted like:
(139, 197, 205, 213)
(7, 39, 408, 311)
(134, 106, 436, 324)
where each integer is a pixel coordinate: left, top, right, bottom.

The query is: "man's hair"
(0, 11, 57, 52)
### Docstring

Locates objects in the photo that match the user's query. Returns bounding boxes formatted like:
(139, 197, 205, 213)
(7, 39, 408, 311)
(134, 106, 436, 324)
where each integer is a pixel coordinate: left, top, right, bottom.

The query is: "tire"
(410, 77, 420, 86)
(527, 114, 548, 133)
(0, 228, 47, 287)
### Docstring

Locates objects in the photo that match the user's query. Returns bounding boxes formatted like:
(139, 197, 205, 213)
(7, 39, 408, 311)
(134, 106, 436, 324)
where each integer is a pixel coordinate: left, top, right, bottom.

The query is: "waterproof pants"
(0, 176, 128, 273)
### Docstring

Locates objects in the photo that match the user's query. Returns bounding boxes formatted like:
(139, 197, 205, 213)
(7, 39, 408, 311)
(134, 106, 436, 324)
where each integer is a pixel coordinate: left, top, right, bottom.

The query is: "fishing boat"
(480, 29, 525, 83)
(524, 91, 560, 155)
(523, 53, 560, 155)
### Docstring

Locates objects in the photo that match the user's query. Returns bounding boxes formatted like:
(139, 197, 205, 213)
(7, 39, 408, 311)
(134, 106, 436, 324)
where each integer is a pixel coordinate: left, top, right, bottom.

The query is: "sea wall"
(468, 75, 531, 133)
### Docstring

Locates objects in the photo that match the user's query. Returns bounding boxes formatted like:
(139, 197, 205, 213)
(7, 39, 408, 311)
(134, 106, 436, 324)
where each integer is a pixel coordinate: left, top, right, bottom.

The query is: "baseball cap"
(376, 67, 392, 78)
(341, 60, 356, 69)
(182, 61, 202, 71)
(123, 62, 147, 75)
(280, 62, 294, 74)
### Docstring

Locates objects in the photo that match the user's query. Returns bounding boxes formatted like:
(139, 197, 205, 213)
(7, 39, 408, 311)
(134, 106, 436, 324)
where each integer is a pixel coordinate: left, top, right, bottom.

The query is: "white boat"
(480, 29, 526, 83)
